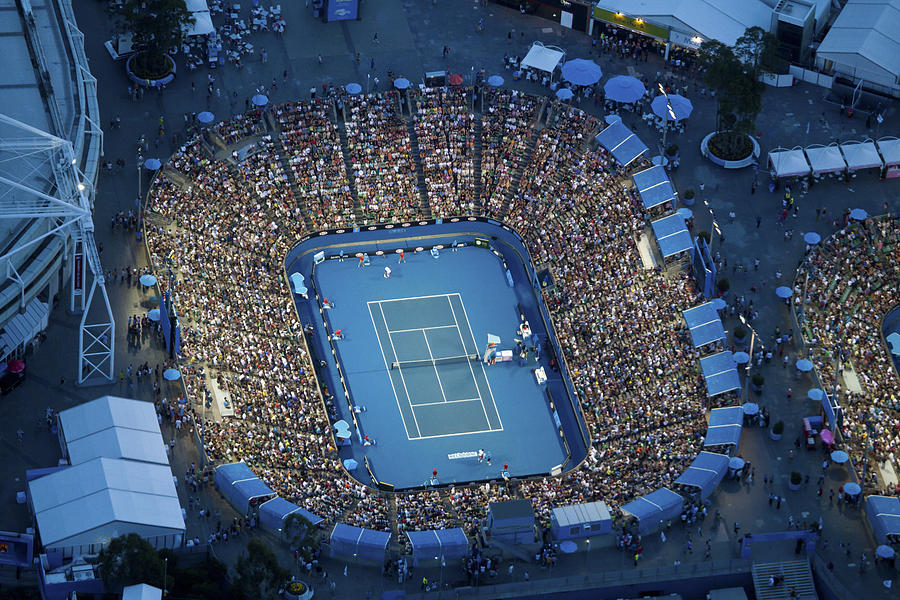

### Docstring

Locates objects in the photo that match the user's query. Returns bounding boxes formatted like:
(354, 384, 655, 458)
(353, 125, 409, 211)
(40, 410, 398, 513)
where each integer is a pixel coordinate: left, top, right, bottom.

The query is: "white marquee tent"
(29, 457, 184, 557)
(876, 136, 900, 166)
(520, 42, 565, 77)
(57, 396, 168, 466)
(815, 0, 900, 91)
(768, 147, 811, 178)
(839, 140, 883, 171)
(122, 584, 163, 600)
(184, 0, 215, 36)
(804, 144, 847, 175)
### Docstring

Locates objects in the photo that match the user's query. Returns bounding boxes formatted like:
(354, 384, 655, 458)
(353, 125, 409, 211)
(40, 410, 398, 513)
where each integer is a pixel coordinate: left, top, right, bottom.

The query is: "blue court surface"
(286, 221, 586, 490)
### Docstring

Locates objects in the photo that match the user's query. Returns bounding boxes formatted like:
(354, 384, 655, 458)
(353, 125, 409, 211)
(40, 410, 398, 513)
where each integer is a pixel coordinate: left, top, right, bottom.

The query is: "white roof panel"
(29, 458, 183, 548)
(520, 43, 565, 74)
(66, 427, 169, 466)
(59, 396, 160, 443)
(816, 0, 900, 81)
(839, 141, 883, 170)
(876, 137, 900, 165)
(804, 145, 847, 174)
(123, 585, 163, 600)
(768, 148, 811, 178)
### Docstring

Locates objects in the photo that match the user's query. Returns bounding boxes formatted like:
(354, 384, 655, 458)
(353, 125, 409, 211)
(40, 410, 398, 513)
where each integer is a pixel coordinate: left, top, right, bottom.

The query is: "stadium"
(143, 87, 717, 557)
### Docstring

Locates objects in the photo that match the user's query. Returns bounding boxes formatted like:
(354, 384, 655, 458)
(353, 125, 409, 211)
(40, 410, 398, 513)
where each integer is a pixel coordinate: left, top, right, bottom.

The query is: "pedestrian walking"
(756, 216, 762, 228)
(373, 32, 379, 44)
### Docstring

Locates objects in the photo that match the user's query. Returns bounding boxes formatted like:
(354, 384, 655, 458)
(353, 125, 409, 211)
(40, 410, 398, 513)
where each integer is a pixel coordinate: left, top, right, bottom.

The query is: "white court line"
(412, 397, 482, 407)
(376, 293, 460, 302)
(421, 328, 449, 404)
(404, 417, 498, 440)
(445, 296, 487, 412)
(455, 294, 504, 432)
(387, 324, 458, 334)
(371, 302, 422, 439)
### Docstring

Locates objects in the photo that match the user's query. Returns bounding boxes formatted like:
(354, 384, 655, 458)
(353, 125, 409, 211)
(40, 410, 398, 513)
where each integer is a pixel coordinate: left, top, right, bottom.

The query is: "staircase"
(473, 110, 484, 203)
(752, 559, 817, 600)
(272, 135, 315, 231)
(499, 126, 541, 218)
(405, 115, 432, 217)
(335, 119, 363, 219)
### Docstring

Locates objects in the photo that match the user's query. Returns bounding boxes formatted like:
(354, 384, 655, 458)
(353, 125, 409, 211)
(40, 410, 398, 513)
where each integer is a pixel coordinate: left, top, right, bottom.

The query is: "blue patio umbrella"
(346, 83, 362, 95)
(196, 111, 215, 124)
(850, 208, 867, 220)
(393, 77, 410, 90)
(775, 286, 793, 298)
(559, 540, 578, 554)
(676, 207, 692, 219)
(651, 94, 693, 121)
(830, 450, 849, 463)
(251, 94, 269, 107)
(556, 88, 574, 101)
(147, 308, 161, 321)
(733, 352, 750, 364)
(163, 368, 181, 381)
(876, 545, 895, 559)
(343, 458, 359, 471)
(807, 388, 825, 401)
(334, 420, 350, 431)
(803, 231, 821, 244)
(795, 359, 814, 372)
(843, 482, 861, 495)
(144, 158, 162, 170)
(729, 456, 746, 470)
(710, 298, 727, 311)
(139, 274, 158, 286)
(487, 75, 504, 87)
(603, 75, 646, 103)
(561, 58, 602, 86)
(741, 403, 759, 416)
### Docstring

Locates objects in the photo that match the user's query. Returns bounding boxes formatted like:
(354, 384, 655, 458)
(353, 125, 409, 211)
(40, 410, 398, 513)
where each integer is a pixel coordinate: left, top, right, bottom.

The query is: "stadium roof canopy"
(632, 165, 676, 210)
(595, 121, 649, 166)
(674, 451, 729, 499)
(682, 303, 726, 348)
(705, 406, 743, 447)
(700, 352, 741, 397)
(651, 214, 692, 258)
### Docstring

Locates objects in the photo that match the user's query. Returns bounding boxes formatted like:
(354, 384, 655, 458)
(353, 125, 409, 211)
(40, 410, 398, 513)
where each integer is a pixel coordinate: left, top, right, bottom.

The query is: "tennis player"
(384, 266, 392, 278)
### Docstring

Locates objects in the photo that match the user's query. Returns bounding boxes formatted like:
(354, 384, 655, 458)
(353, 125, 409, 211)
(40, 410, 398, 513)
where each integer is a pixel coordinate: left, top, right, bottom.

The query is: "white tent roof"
(876, 137, 900, 165)
(520, 42, 565, 74)
(594, 0, 773, 46)
(768, 148, 811, 178)
(122, 584, 163, 600)
(66, 427, 169, 466)
(839, 140, 883, 170)
(804, 145, 847, 174)
(59, 396, 160, 445)
(816, 0, 900, 86)
(29, 457, 184, 550)
(188, 11, 215, 36)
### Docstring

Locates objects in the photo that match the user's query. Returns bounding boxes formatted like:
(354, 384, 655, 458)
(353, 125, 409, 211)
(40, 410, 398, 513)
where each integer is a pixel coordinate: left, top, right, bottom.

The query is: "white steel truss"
(0, 113, 113, 383)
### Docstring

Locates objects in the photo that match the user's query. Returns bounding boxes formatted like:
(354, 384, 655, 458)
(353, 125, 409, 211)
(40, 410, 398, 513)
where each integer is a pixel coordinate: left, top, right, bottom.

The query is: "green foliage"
(232, 539, 290, 600)
(772, 420, 784, 434)
(115, 0, 194, 77)
(665, 144, 679, 157)
(283, 512, 318, 561)
(752, 373, 765, 387)
(169, 556, 230, 600)
(683, 188, 695, 199)
(733, 325, 748, 339)
(699, 27, 779, 155)
(717, 278, 730, 293)
(697, 230, 711, 243)
(98, 534, 166, 593)
(790, 471, 802, 485)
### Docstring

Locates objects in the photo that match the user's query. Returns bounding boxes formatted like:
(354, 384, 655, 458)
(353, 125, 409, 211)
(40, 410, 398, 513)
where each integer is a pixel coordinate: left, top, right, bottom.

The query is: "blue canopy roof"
(674, 451, 729, 500)
(259, 497, 324, 536)
(651, 214, 693, 258)
(595, 121, 649, 167)
(214, 461, 275, 513)
(682, 303, 726, 348)
(621, 488, 684, 534)
(866, 496, 900, 545)
(704, 406, 743, 447)
(406, 528, 469, 563)
(632, 165, 676, 210)
(330, 524, 391, 561)
(699, 352, 741, 397)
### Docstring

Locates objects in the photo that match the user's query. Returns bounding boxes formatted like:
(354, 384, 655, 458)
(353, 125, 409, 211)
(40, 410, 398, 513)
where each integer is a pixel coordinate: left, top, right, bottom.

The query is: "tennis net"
(390, 354, 479, 370)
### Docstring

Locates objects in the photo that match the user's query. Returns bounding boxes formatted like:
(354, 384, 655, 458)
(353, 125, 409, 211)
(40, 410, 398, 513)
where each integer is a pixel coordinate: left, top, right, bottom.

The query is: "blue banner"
(327, 0, 358, 21)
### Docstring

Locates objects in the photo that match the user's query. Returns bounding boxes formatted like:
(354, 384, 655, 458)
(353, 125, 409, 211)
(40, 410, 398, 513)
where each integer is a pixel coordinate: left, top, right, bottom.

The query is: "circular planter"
(752, 384, 763, 396)
(700, 132, 760, 169)
(788, 480, 802, 491)
(283, 580, 313, 600)
(126, 53, 176, 88)
(682, 195, 695, 206)
(733, 334, 748, 348)
(769, 429, 782, 441)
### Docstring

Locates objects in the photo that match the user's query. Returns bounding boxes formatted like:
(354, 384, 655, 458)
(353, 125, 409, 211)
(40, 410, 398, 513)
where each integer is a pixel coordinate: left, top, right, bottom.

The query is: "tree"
(232, 539, 290, 600)
(97, 534, 166, 593)
(283, 513, 318, 561)
(115, 0, 194, 78)
(698, 28, 778, 159)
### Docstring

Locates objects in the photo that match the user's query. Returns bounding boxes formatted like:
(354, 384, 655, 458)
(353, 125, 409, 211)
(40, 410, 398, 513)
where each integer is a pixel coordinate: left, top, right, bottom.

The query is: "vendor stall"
(768, 147, 811, 179)
(803, 144, 847, 178)
(839, 140, 883, 176)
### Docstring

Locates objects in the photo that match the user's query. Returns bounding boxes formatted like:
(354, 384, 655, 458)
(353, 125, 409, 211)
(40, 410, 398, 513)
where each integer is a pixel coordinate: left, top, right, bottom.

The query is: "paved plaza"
(0, 1, 897, 597)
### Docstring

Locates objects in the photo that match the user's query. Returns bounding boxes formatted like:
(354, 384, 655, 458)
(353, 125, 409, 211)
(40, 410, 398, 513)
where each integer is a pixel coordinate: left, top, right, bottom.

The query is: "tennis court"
(368, 294, 502, 439)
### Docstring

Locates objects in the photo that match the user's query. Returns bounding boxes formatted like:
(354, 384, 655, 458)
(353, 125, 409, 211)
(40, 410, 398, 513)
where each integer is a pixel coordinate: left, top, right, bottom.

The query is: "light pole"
(702, 199, 722, 255)
(585, 538, 591, 568)
(657, 83, 677, 164)
(738, 314, 764, 404)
